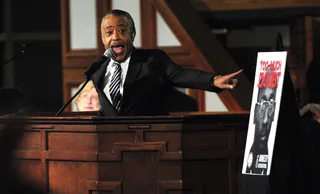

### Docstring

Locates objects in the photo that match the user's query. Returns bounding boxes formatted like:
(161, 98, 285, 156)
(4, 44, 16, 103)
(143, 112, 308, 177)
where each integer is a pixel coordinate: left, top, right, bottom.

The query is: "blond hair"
(75, 80, 97, 105)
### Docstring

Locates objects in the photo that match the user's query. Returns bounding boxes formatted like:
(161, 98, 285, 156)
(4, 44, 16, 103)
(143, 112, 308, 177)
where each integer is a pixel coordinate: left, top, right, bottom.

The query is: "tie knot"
(114, 62, 120, 66)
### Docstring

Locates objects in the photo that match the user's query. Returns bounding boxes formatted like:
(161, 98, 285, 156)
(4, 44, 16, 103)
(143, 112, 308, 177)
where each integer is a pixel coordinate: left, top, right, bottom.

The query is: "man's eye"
(118, 29, 126, 34)
(105, 31, 112, 35)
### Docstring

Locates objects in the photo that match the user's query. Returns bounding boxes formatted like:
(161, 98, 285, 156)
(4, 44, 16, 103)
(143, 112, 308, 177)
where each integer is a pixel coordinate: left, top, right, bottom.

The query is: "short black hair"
(101, 9, 136, 36)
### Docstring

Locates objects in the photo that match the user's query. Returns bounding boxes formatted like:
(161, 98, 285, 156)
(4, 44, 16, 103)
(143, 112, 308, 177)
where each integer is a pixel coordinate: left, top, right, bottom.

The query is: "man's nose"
(112, 31, 120, 40)
(262, 108, 269, 124)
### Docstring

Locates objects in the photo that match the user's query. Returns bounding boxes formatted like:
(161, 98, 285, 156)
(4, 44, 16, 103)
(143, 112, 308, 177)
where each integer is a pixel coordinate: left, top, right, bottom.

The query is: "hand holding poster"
(242, 51, 287, 176)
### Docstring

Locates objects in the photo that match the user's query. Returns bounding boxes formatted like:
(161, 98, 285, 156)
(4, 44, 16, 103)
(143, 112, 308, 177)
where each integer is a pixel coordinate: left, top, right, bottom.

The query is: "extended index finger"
(225, 69, 243, 79)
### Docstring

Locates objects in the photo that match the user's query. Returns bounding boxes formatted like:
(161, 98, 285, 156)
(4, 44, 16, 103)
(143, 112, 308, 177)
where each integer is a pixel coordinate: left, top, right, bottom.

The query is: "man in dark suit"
(92, 9, 242, 116)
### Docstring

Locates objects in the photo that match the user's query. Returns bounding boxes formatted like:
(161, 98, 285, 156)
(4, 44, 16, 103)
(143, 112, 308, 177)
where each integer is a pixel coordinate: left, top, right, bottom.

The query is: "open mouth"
(111, 44, 125, 55)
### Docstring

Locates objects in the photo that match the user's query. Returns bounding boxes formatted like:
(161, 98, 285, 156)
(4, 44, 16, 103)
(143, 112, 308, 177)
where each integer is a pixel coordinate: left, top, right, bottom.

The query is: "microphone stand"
(55, 78, 90, 116)
(55, 55, 108, 116)
(0, 41, 34, 86)
(276, 33, 284, 51)
(1, 43, 31, 66)
(0, 41, 34, 115)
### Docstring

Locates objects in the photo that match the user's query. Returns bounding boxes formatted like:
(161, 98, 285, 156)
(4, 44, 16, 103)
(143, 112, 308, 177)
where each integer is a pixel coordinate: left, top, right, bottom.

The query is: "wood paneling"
(6, 113, 249, 194)
(152, 0, 252, 111)
(141, 0, 157, 48)
(61, 0, 111, 111)
(48, 161, 98, 194)
(15, 160, 42, 188)
(161, 47, 193, 67)
(86, 180, 122, 193)
(193, 0, 320, 11)
(61, 0, 108, 65)
(61, 0, 111, 67)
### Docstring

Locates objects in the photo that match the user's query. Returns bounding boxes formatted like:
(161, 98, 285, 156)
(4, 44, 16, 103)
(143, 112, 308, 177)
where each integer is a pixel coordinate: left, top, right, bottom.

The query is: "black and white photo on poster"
(242, 51, 287, 176)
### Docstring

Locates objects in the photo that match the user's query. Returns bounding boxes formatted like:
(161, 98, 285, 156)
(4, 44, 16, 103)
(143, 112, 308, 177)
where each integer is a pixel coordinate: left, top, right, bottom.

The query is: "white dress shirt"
(103, 57, 130, 104)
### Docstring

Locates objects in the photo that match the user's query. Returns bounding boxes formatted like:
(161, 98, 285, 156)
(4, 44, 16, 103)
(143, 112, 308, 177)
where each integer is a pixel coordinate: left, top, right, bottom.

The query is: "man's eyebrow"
(105, 24, 127, 28)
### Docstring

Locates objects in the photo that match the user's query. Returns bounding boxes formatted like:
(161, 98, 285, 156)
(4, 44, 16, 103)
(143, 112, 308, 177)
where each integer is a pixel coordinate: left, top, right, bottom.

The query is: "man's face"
(101, 14, 134, 62)
(255, 87, 276, 143)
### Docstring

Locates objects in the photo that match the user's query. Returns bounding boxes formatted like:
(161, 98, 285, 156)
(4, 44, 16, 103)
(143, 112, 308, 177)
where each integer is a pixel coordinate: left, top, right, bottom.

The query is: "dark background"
(0, 0, 62, 113)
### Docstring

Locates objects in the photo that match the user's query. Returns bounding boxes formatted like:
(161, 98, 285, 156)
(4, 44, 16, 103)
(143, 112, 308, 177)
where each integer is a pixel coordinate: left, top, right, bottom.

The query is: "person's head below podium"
(75, 81, 100, 111)
(254, 68, 277, 146)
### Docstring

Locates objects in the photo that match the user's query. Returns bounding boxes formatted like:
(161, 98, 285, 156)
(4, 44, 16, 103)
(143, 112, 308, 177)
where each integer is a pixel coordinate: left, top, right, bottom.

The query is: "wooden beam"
(199, 7, 320, 29)
(197, 0, 320, 11)
(151, 0, 252, 110)
(141, 0, 157, 48)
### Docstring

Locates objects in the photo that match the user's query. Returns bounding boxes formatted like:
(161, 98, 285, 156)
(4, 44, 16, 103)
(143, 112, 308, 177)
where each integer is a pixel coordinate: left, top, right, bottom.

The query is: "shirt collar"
(110, 56, 131, 66)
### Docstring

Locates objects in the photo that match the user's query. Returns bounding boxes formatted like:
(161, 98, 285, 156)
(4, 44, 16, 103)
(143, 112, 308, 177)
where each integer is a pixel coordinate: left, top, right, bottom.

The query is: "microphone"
(1, 40, 35, 68)
(55, 48, 115, 116)
(105, 47, 116, 59)
(83, 48, 115, 79)
(20, 41, 35, 53)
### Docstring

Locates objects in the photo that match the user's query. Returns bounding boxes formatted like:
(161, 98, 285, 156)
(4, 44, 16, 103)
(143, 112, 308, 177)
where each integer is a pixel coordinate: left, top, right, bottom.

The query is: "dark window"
(11, 0, 61, 32)
(13, 40, 62, 112)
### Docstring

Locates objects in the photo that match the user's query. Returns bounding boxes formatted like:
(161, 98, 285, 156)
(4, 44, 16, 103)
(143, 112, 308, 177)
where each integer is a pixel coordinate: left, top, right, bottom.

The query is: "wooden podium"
(5, 112, 249, 194)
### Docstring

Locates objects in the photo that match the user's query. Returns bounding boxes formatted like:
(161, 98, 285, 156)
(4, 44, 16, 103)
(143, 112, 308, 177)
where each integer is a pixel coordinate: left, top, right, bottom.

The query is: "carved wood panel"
(86, 180, 122, 194)
(11, 114, 248, 194)
(48, 161, 98, 194)
(158, 180, 203, 194)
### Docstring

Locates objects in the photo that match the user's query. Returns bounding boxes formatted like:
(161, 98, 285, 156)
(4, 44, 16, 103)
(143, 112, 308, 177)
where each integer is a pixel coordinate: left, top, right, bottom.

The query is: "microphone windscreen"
(104, 48, 115, 59)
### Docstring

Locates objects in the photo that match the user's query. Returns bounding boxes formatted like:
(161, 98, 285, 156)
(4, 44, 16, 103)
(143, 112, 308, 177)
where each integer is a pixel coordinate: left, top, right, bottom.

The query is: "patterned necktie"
(109, 62, 122, 112)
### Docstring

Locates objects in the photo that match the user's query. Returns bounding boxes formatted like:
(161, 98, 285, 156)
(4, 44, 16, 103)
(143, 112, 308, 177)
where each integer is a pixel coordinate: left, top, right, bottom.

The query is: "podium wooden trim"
(1, 112, 249, 194)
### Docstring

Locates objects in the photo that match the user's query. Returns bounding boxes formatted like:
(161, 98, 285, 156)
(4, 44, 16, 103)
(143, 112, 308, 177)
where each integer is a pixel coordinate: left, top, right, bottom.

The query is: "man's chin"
(114, 54, 126, 62)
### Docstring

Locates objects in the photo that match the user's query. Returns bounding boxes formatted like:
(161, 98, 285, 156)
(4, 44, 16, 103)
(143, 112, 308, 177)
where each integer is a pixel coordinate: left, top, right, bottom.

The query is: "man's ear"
(131, 32, 136, 42)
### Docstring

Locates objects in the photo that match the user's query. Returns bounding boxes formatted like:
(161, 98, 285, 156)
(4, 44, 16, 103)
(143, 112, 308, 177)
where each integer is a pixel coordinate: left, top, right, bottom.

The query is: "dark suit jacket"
(92, 48, 221, 116)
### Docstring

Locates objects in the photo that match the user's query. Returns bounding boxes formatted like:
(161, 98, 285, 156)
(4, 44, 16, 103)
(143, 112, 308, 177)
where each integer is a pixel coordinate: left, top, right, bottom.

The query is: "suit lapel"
(92, 59, 109, 88)
(120, 48, 143, 115)
(92, 59, 118, 116)
(123, 48, 142, 97)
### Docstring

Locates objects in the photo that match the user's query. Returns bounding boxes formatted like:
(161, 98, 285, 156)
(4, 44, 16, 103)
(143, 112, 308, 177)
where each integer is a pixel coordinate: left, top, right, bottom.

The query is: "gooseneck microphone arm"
(0, 41, 34, 87)
(84, 55, 108, 80)
(55, 48, 115, 116)
(1, 41, 34, 68)
(55, 79, 90, 116)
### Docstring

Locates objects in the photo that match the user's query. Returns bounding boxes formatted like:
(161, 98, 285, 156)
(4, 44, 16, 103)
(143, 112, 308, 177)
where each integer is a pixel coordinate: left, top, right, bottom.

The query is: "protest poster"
(242, 51, 287, 176)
